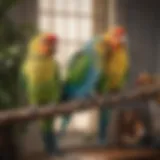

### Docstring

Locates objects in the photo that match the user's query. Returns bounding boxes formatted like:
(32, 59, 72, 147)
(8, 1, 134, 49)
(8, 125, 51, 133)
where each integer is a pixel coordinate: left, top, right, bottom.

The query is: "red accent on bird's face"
(39, 34, 58, 56)
(114, 27, 125, 37)
(46, 34, 58, 44)
(109, 27, 126, 50)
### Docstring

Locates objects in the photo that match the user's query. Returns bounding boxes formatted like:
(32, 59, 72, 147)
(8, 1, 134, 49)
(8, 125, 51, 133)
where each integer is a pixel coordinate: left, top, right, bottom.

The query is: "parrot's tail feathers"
(42, 130, 58, 155)
(61, 85, 69, 102)
(98, 107, 112, 144)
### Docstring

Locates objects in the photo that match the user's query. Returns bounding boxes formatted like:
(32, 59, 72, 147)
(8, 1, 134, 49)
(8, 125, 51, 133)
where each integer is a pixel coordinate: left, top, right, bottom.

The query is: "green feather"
(19, 58, 62, 132)
(26, 62, 61, 105)
(67, 53, 91, 85)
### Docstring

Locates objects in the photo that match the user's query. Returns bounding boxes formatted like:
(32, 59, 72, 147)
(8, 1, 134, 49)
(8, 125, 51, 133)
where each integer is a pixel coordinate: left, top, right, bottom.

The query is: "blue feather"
(64, 37, 102, 99)
(59, 37, 102, 136)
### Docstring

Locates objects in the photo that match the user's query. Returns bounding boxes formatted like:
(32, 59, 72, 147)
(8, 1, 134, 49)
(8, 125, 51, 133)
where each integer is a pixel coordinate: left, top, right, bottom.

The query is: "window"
(38, 0, 93, 70)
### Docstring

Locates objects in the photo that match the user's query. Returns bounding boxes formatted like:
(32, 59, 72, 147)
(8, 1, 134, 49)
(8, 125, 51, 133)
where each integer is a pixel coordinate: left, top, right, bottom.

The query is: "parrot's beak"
(39, 44, 55, 57)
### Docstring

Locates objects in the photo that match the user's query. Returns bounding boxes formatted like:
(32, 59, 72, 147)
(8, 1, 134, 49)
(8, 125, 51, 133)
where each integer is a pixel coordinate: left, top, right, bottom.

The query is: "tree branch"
(0, 83, 159, 125)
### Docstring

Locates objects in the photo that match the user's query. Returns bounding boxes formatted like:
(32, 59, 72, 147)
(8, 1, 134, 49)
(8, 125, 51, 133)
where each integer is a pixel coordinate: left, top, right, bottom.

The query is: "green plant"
(0, 0, 37, 109)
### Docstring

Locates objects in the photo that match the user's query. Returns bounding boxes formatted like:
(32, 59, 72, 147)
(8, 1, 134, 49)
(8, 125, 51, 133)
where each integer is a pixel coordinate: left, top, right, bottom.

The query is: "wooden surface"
(22, 148, 160, 160)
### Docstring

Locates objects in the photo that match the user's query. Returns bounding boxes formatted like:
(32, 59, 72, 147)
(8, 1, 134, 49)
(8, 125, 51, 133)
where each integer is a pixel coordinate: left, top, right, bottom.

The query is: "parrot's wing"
(66, 51, 91, 84)
(61, 51, 92, 101)
(52, 60, 62, 103)
(119, 44, 131, 90)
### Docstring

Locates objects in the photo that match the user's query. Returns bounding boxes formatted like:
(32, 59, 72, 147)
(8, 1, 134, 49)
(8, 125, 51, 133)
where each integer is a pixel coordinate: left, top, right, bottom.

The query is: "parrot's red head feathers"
(37, 33, 58, 56)
(46, 34, 58, 44)
(114, 27, 125, 37)
(108, 26, 127, 50)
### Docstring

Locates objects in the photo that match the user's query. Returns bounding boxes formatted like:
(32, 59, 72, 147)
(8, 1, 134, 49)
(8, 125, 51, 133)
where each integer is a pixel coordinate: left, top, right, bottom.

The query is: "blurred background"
(0, 0, 160, 159)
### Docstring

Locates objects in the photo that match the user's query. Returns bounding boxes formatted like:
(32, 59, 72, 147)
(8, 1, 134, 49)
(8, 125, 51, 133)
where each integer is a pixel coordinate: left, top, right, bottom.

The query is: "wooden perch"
(0, 83, 160, 125)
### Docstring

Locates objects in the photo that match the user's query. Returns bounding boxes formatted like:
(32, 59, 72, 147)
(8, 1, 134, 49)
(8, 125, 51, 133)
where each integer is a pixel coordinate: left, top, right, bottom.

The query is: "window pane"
(63, 44, 78, 69)
(68, 44, 77, 56)
(79, 41, 86, 48)
(67, 17, 78, 40)
(58, 43, 71, 70)
(54, 0, 66, 12)
(79, 0, 93, 14)
(38, 14, 50, 32)
(80, 18, 92, 40)
(67, 0, 77, 13)
(53, 16, 65, 39)
(56, 42, 65, 62)
(38, 0, 50, 10)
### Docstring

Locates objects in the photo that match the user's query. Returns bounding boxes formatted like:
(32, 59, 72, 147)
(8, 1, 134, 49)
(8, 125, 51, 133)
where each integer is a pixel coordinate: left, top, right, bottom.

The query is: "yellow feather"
(27, 32, 52, 55)
(23, 33, 56, 85)
(23, 58, 54, 85)
(105, 47, 129, 89)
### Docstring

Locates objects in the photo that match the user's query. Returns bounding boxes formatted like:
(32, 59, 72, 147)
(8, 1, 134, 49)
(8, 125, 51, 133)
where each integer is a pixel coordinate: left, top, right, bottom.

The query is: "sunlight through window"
(38, 0, 93, 65)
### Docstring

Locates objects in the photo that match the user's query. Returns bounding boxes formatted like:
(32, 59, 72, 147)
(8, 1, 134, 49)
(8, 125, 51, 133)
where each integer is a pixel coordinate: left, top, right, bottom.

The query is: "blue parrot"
(59, 36, 102, 137)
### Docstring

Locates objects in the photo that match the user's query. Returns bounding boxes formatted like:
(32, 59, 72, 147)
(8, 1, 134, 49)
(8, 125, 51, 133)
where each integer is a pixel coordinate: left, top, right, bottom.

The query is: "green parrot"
(19, 33, 62, 156)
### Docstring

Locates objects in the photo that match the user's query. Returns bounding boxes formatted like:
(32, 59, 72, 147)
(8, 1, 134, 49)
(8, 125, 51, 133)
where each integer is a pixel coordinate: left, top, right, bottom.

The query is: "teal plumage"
(59, 37, 102, 135)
